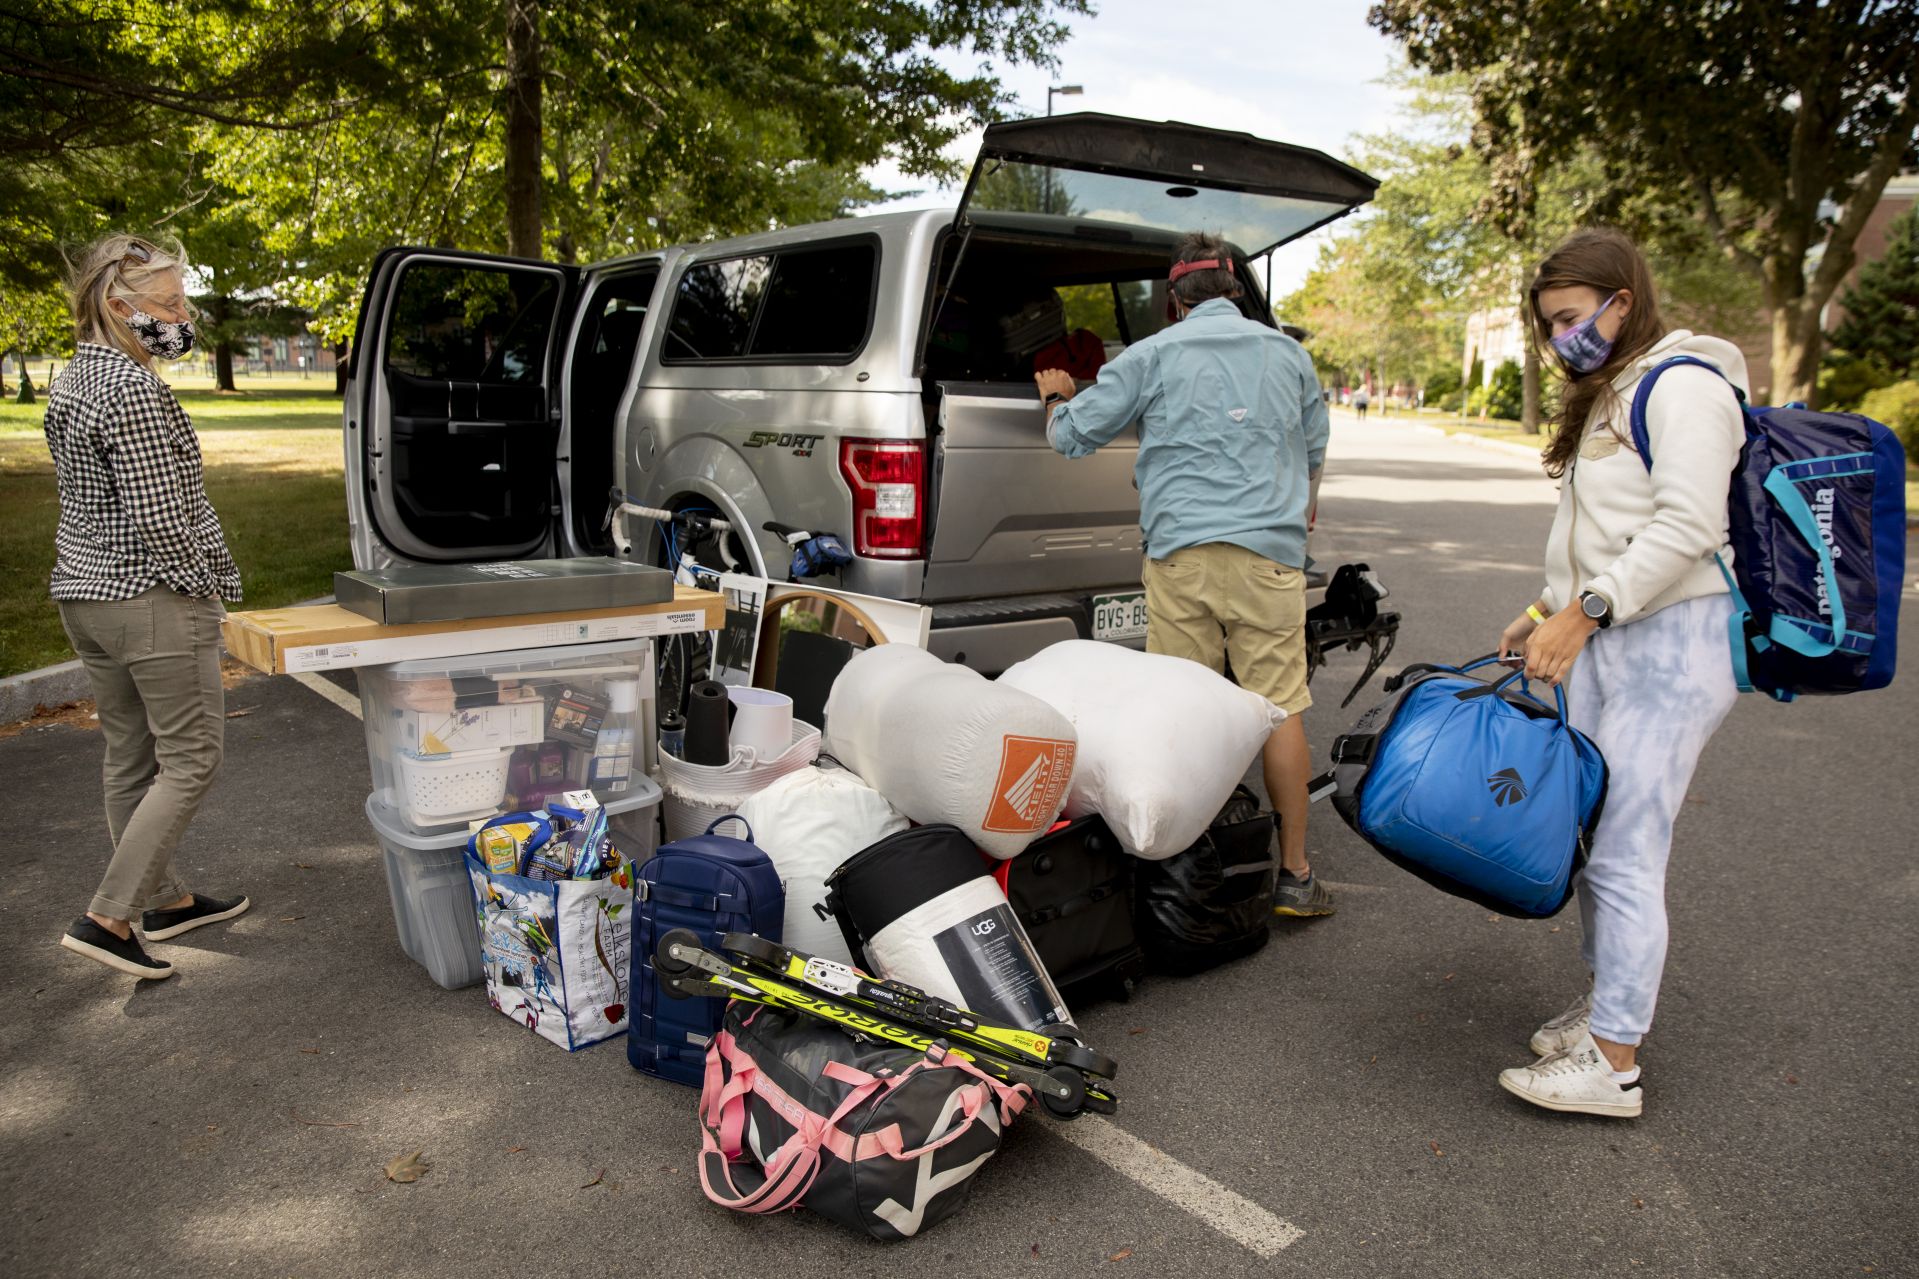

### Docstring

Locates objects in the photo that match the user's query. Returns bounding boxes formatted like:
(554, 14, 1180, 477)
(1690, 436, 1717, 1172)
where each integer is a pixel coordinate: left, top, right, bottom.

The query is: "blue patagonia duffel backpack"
(1318, 655, 1608, 919)
(630, 816, 784, 1087)
(1631, 356, 1906, 701)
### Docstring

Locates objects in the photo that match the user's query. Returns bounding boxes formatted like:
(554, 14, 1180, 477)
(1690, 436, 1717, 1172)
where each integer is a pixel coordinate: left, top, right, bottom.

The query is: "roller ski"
(655, 929, 1120, 1120)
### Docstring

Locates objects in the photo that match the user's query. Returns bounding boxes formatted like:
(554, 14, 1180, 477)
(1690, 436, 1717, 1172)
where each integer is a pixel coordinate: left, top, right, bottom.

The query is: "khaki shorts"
(1141, 542, 1310, 715)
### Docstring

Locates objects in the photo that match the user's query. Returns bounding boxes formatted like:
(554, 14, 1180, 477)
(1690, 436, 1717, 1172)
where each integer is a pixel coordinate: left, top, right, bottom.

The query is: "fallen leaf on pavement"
(1108, 1248, 1133, 1261)
(299, 1047, 322, 1055)
(1786, 1074, 1800, 1085)
(1549, 925, 1561, 933)
(385, 1150, 430, 1183)
(1127, 1027, 1147, 1036)
(507, 1146, 526, 1154)
(279, 915, 305, 922)
(293, 862, 314, 870)
(292, 1109, 361, 1128)
(1443, 972, 1455, 981)
(1632, 1198, 1645, 1210)
(1365, 1055, 1378, 1069)
(224, 707, 257, 719)
(1429, 1141, 1444, 1158)
(206, 1125, 218, 1132)
(581, 1169, 606, 1189)
(1028, 1243, 1040, 1258)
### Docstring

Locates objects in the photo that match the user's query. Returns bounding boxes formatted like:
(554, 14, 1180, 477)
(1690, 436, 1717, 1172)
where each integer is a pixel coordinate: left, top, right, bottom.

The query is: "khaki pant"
(58, 588, 225, 919)
(1141, 543, 1311, 715)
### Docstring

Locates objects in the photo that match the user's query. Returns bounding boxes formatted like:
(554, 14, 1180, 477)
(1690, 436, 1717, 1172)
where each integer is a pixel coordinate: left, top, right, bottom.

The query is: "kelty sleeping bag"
(823, 645, 1077, 859)
(1320, 655, 1608, 919)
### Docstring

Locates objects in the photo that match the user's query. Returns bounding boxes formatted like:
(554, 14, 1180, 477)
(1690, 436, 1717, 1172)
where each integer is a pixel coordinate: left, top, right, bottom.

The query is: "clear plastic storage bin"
(366, 777, 663, 990)
(358, 639, 656, 833)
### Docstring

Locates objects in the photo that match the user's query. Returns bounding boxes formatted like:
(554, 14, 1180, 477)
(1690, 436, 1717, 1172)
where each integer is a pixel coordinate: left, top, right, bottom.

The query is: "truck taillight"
(838, 439, 925, 559)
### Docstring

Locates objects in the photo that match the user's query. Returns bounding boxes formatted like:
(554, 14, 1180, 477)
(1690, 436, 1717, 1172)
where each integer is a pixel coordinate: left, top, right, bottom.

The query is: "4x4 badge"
(1486, 767, 1527, 806)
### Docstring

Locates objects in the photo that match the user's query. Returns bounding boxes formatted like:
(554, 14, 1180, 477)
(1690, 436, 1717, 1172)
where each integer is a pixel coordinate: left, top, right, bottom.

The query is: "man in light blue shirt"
(1035, 232, 1333, 917)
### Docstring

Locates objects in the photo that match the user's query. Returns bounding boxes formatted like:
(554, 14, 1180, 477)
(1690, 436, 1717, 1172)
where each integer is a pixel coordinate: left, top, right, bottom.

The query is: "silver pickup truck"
(343, 114, 1377, 671)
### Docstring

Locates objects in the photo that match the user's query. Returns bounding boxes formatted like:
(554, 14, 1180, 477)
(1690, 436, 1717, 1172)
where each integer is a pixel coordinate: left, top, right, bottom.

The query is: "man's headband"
(1168, 257, 1235, 284)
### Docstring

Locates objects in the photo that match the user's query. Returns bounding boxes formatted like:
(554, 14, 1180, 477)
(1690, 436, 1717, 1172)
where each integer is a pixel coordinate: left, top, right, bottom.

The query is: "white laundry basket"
(659, 719, 820, 842)
(393, 746, 513, 827)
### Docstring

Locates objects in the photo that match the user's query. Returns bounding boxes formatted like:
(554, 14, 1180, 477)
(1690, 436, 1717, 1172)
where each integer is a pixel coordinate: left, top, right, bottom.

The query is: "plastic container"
(366, 777, 663, 990)
(358, 639, 655, 834)
(588, 678, 642, 795)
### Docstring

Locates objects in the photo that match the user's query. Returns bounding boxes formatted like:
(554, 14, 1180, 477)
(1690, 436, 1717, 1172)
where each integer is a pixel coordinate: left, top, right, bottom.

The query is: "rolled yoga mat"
(683, 679, 733, 766)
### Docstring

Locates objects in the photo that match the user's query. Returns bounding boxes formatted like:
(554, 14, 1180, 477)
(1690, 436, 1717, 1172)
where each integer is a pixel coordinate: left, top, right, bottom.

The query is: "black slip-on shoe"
(60, 917, 175, 979)
(1272, 871, 1336, 918)
(141, 893, 250, 941)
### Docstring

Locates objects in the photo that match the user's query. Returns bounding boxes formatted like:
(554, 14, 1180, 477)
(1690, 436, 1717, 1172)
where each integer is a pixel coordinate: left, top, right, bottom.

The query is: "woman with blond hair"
(1493, 226, 1748, 1117)
(47, 234, 249, 980)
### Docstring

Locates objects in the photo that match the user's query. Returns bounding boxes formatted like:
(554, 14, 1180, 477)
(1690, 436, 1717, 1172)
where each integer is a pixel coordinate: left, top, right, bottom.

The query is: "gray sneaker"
(1272, 871, 1335, 918)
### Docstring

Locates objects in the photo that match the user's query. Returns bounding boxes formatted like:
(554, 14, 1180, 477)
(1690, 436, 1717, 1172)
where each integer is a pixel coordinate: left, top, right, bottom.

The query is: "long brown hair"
(1529, 228, 1667, 478)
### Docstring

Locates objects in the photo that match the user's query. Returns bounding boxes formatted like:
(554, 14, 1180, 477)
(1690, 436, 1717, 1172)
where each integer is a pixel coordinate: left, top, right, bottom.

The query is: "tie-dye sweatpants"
(1564, 593, 1738, 1046)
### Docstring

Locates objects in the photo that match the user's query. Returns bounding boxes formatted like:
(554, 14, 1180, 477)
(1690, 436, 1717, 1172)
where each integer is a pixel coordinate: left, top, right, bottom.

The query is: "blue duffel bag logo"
(1485, 768, 1528, 807)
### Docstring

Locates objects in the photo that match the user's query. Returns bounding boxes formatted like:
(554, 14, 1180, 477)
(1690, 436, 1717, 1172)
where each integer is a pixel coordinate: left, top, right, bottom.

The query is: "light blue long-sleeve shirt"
(1046, 297, 1328, 569)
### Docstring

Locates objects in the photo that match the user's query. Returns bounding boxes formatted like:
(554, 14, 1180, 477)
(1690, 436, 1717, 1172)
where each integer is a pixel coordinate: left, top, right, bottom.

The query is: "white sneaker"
(1498, 1033, 1643, 1118)
(1529, 990, 1592, 1058)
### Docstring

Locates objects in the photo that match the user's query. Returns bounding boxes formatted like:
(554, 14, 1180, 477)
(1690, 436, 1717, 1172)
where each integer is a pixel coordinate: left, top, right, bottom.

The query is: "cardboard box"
(394, 702, 545, 756)
(335, 558, 675, 625)
(222, 586, 722, 675)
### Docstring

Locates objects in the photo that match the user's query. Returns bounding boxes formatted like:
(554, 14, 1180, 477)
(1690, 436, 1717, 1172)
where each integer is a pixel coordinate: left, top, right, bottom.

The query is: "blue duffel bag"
(1319, 654, 1608, 919)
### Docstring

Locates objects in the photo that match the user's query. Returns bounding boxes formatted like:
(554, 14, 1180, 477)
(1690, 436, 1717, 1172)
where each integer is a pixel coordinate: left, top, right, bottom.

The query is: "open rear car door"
(346, 249, 578, 569)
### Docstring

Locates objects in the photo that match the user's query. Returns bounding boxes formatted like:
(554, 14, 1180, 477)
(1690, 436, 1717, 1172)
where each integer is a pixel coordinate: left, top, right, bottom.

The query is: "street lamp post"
(1044, 85, 1082, 213)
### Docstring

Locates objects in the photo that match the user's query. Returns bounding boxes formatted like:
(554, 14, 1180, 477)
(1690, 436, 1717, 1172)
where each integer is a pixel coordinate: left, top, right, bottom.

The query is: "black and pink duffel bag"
(696, 1001, 1029, 1239)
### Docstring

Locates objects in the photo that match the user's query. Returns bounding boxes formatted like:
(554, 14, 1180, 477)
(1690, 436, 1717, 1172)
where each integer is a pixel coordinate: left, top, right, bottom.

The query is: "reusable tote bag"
(466, 852, 635, 1051)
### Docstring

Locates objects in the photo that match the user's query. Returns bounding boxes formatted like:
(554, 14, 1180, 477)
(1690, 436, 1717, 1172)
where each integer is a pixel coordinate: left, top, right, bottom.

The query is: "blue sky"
(862, 0, 1409, 297)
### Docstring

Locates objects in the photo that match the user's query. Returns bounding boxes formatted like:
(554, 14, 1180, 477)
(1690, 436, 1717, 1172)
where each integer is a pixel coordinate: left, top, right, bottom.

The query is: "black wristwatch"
(1043, 392, 1066, 408)
(1579, 590, 1613, 629)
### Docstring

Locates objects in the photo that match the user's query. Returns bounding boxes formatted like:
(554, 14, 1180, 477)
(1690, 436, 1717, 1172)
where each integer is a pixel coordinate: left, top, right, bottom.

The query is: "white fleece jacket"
(1540, 330, 1749, 624)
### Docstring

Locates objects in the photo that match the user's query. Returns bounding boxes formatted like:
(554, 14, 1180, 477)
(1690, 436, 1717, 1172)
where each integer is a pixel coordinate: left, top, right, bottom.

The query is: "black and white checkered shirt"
(43, 344, 243, 603)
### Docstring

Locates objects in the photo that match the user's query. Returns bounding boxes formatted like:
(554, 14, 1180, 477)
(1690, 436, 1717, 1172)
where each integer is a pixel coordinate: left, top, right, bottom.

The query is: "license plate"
(1091, 591, 1149, 642)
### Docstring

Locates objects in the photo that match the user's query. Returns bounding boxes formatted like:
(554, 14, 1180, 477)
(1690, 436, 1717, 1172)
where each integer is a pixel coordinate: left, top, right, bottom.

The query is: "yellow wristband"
(1526, 604, 1548, 625)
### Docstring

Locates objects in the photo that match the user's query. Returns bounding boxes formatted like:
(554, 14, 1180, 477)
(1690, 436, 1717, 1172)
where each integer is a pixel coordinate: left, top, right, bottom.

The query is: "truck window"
(664, 255, 771, 360)
(663, 240, 877, 364)
(386, 264, 560, 384)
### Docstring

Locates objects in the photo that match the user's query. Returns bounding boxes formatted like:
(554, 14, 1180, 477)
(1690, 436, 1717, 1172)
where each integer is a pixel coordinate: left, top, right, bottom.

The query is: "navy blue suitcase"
(629, 816, 784, 1087)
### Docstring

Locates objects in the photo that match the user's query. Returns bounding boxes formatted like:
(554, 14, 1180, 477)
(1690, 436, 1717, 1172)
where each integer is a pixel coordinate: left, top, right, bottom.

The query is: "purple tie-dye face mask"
(1549, 292, 1618, 374)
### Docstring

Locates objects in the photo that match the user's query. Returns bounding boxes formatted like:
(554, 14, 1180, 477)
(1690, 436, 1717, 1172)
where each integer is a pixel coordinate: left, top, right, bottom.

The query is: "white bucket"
(727, 687, 793, 760)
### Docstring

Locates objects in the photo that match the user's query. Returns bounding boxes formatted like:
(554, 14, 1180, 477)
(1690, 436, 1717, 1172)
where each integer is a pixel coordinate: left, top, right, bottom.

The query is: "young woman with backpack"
(1493, 227, 1747, 1118)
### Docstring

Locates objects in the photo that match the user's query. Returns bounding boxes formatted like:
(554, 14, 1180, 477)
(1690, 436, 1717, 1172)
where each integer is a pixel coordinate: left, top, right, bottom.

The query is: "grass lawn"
(1, 374, 353, 678)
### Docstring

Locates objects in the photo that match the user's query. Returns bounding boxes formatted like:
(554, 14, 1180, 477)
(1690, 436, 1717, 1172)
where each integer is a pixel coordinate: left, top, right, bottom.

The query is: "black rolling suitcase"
(1133, 786, 1276, 975)
(993, 814, 1145, 1004)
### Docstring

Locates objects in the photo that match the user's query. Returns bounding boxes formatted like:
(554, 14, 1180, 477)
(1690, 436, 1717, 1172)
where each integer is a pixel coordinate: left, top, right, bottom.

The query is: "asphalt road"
(3, 413, 1914, 1278)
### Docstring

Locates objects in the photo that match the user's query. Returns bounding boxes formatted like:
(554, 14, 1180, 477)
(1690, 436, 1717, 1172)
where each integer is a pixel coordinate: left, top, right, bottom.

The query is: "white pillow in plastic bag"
(734, 765, 908, 965)
(998, 640, 1284, 859)
(822, 644, 1077, 860)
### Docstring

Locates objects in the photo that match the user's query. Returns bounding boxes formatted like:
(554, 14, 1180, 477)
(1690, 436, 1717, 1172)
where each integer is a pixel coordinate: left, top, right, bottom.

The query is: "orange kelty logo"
(982, 736, 1075, 833)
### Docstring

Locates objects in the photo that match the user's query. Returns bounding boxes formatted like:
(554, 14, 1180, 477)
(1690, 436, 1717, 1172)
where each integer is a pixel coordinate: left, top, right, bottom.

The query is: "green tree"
(1828, 204, 1919, 380)
(1370, 0, 1919, 405)
(0, 281, 70, 402)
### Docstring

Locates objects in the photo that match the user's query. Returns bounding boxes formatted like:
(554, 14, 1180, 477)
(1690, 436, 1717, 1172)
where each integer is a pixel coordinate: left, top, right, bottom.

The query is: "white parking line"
(1048, 1116, 1304, 1256)
(289, 663, 1300, 1254)
(291, 672, 363, 719)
